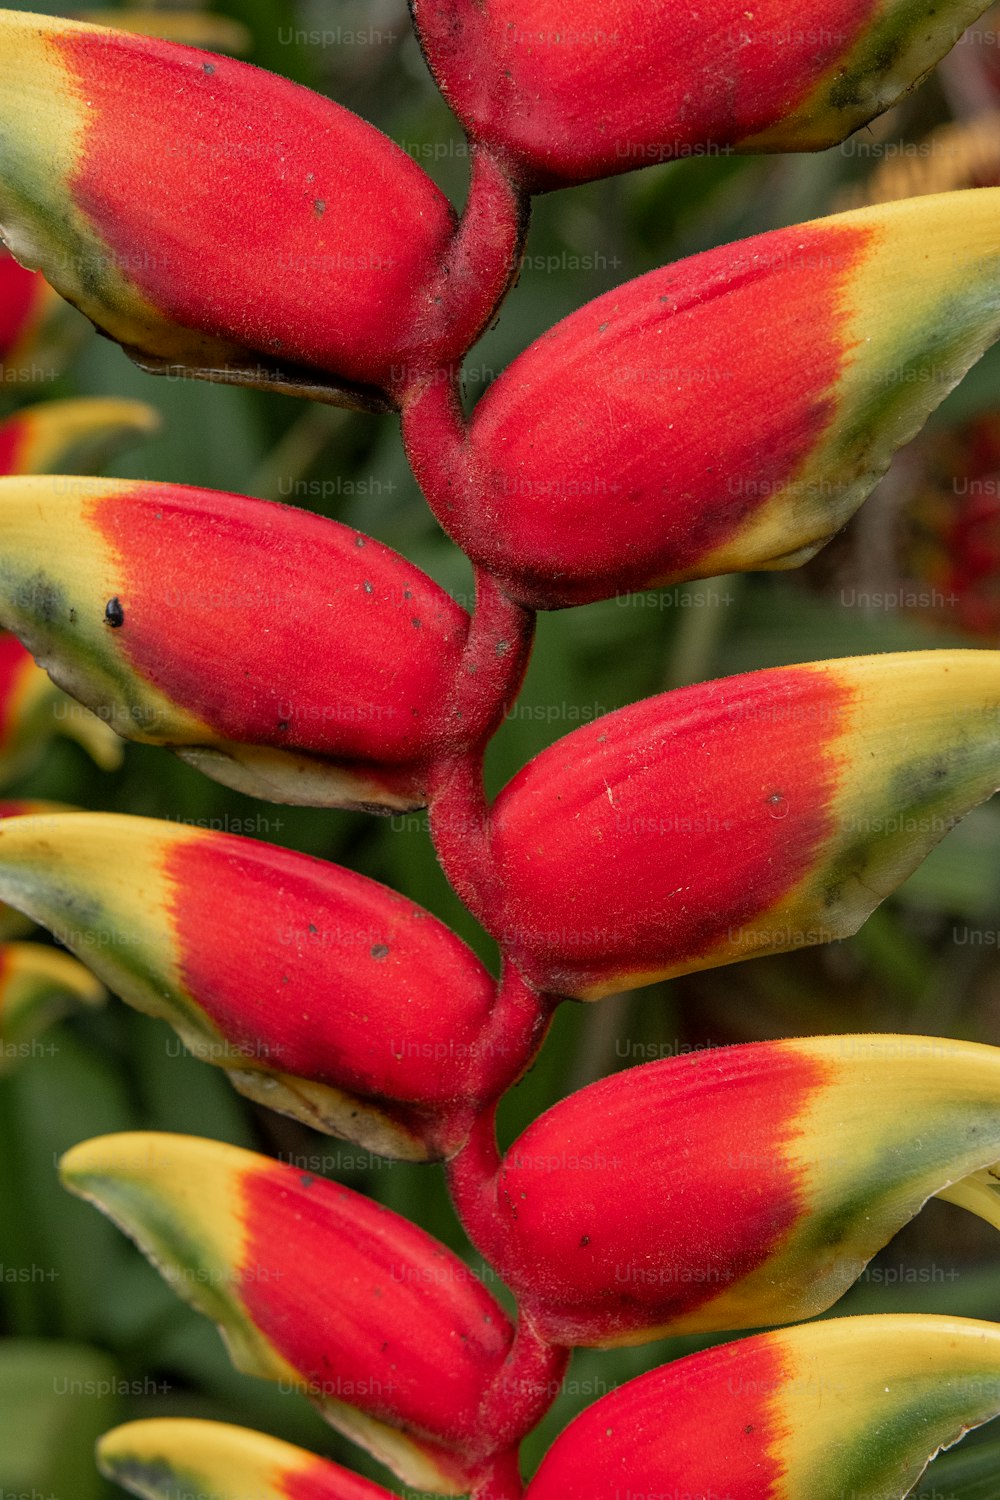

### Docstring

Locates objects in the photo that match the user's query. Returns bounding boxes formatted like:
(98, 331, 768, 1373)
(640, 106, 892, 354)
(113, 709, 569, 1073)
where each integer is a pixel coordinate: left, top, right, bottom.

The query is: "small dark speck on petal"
(314, 199, 326, 217)
(300, 1174, 314, 1188)
(203, 61, 215, 73)
(105, 597, 125, 628)
(370, 943, 390, 960)
(580, 1235, 590, 1247)
(363, 580, 374, 594)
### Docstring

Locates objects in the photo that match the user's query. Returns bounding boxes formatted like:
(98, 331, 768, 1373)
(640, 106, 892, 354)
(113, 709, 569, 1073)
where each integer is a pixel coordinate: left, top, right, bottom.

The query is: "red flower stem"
(467, 961, 556, 1105)
(442, 141, 530, 341)
(428, 566, 534, 923)
(400, 140, 529, 398)
(480, 1314, 570, 1453)
(472, 1449, 525, 1500)
(446, 1095, 505, 1262)
(399, 363, 481, 557)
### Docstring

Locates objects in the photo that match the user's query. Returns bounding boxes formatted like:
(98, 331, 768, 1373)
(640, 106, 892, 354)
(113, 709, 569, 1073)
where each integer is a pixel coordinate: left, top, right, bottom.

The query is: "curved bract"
(486, 650, 1000, 996)
(62, 1133, 515, 1493)
(460, 1035, 1000, 1346)
(411, 0, 994, 189)
(524, 1316, 1000, 1500)
(0, 10, 460, 407)
(0, 812, 500, 1158)
(0, 478, 474, 808)
(405, 190, 1000, 607)
(98, 1418, 395, 1499)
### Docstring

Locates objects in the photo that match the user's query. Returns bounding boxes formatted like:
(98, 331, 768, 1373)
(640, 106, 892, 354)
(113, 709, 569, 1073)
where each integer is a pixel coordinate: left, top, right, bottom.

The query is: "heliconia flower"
(0, 631, 122, 782)
(482, 650, 1000, 997)
(98, 1418, 395, 1500)
(405, 189, 1000, 608)
(0, 11, 465, 409)
(61, 1133, 516, 1494)
(0, 397, 159, 476)
(0, 477, 480, 809)
(0, 810, 513, 1160)
(0, 941, 104, 1070)
(409, 0, 994, 190)
(452, 1035, 1000, 1347)
(523, 1315, 1000, 1500)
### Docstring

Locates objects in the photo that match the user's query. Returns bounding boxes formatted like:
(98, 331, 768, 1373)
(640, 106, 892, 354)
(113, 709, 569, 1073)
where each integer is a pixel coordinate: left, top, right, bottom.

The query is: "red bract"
(0, 12, 514, 408)
(405, 189, 1000, 607)
(411, 0, 995, 188)
(0, 812, 537, 1159)
(479, 651, 1000, 996)
(61, 1133, 524, 1493)
(450, 1035, 1000, 1346)
(524, 1316, 1000, 1499)
(0, 478, 489, 808)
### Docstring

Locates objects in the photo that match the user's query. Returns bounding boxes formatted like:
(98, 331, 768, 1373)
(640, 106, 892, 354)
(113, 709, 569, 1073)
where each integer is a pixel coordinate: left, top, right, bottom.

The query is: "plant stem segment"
(429, 566, 534, 923)
(397, 141, 530, 400)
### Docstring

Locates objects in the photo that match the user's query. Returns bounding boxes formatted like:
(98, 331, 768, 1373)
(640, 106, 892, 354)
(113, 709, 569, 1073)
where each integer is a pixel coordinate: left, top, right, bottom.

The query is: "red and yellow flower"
(452, 1034, 1000, 1346)
(483, 650, 1000, 997)
(406, 190, 1000, 607)
(0, 11, 461, 407)
(62, 1133, 516, 1493)
(410, 0, 994, 189)
(524, 1316, 1000, 1500)
(0, 811, 504, 1158)
(0, 478, 479, 809)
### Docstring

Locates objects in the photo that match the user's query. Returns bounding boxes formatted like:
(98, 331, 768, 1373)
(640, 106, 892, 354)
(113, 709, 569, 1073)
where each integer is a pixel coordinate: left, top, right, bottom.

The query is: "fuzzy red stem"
(446, 1095, 506, 1263)
(472, 1448, 526, 1500)
(400, 363, 482, 554)
(429, 566, 534, 922)
(467, 961, 555, 1104)
(394, 141, 529, 403)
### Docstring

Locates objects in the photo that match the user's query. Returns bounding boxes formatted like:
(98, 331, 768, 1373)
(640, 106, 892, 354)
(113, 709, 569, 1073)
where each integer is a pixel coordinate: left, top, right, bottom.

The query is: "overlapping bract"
(454, 1035, 1000, 1346)
(0, 811, 509, 1158)
(0, 478, 478, 808)
(524, 1316, 1000, 1499)
(410, 0, 994, 189)
(0, 11, 465, 407)
(406, 189, 1000, 607)
(62, 1133, 516, 1493)
(484, 650, 1000, 997)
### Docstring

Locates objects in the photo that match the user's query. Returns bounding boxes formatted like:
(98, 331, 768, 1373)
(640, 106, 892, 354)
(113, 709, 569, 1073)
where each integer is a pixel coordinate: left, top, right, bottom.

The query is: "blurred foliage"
(2, 0, 1000, 1494)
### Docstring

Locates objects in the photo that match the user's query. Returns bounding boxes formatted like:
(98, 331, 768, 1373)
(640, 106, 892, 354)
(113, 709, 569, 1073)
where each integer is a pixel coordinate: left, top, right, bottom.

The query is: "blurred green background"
(2, 0, 1000, 1493)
